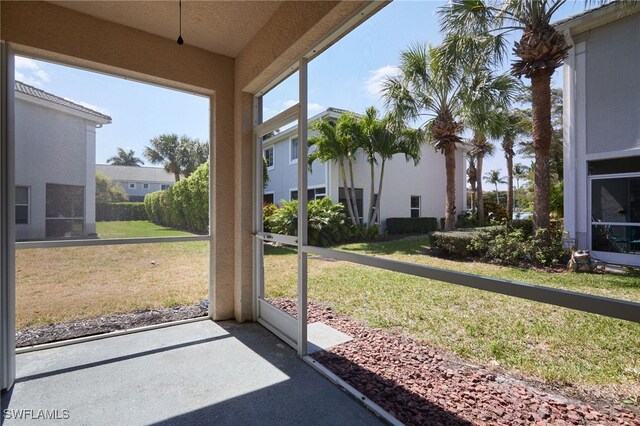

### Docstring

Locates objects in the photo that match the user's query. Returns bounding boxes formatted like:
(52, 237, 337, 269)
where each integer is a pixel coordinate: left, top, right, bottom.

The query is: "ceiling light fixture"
(177, 0, 184, 45)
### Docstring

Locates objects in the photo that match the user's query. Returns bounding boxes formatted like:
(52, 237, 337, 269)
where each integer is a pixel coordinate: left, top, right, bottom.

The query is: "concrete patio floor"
(1, 320, 384, 425)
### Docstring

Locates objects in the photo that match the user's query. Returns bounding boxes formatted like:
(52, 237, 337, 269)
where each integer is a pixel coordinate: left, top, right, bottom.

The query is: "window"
(290, 137, 298, 163)
(309, 187, 325, 200)
(591, 176, 640, 255)
(161, 184, 170, 190)
(45, 184, 85, 238)
(264, 193, 275, 204)
(129, 183, 136, 189)
(264, 146, 274, 169)
(291, 187, 326, 202)
(16, 186, 29, 224)
(410, 196, 420, 218)
(143, 183, 149, 189)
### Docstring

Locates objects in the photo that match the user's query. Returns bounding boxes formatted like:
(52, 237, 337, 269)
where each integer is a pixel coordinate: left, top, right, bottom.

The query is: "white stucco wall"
(14, 99, 98, 240)
(563, 12, 640, 266)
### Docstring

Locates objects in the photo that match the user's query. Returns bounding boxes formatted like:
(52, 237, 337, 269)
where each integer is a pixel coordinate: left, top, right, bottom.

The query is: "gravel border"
(16, 304, 207, 347)
(269, 297, 639, 426)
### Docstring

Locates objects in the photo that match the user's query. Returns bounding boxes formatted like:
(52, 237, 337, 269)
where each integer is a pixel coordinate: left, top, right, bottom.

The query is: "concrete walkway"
(2, 320, 384, 425)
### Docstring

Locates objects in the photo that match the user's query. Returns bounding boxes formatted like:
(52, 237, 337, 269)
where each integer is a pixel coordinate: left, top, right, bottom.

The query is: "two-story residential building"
(96, 164, 175, 202)
(263, 107, 468, 230)
(557, 3, 640, 266)
(15, 81, 111, 241)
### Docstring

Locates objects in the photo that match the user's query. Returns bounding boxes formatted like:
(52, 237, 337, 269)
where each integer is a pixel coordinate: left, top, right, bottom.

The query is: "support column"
(233, 90, 255, 322)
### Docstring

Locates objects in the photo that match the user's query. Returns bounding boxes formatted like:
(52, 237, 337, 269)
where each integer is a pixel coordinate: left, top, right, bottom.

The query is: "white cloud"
(364, 65, 400, 98)
(308, 102, 324, 116)
(64, 97, 110, 115)
(15, 57, 39, 70)
(14, 56, 50, 87)
(282, 99, 297, 109)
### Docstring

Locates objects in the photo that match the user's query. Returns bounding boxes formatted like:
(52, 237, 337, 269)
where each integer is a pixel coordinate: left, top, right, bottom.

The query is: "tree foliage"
(106, 148, 144, 166)
(144, 134, 208, 182)
(95, 172, 128, 203)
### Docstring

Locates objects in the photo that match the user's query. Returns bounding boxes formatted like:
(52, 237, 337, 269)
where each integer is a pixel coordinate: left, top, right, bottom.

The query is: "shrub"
(509, 219, 534, 237)
(268, 198, 353, 247)
(144, 162, 208, 234)
(430, 229, 485, 259)
(457, 211, 479, 228)
(263, 203, 278, 233)
(95, 173, 128, 203)
(386, 217, 438, 234)
(96, 202, 147, 221)
(468, 222, 569, 267)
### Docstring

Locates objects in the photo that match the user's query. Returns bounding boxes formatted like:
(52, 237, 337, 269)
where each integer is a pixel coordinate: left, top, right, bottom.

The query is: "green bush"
(386, 217, 438, 234)
(144, 162, 209, 234)
(267, 198, 353, 247)
(457, 211, 479, 228)
(468, 222, 569, 267)
(96, 202, 148, 221)
(509, 219, 534, 237)
(430, 229, 486, 259)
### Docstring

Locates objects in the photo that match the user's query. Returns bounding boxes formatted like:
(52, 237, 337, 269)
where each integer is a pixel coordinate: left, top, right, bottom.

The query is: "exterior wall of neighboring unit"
(263, 109, 467, 230)
(15, 98, 98, 240)
(562, 10, 640, 266)
(96, 165, 175, 201)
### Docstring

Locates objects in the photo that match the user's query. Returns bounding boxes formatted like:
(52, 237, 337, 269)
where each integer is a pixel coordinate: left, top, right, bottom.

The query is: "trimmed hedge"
(386, 217, 438, 234)
(430, 230, 478, 259)
(144, 162, 209, 234)
(96, 202, 147, 222)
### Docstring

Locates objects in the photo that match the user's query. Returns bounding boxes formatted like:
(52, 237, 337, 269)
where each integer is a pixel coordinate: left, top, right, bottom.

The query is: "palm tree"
(495, 110, 527, 220)
(106, 148, 143, 166)
(471, 138, 495, 225)
(382, 44, 465, 231)
(466, 152, 478, 216)
(513, 162, 530, 209)
(359, 107, 422, 228)
(484, 169, 507, 203)
(144, 134, 208, 181)
(308, 115, 361, 226)
(439, 0, 574, 230)
(144, 134, 183, 181)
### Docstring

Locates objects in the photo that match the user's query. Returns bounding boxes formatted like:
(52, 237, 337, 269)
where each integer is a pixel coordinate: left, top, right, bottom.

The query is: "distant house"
(557, 3, 640, 266)
(263, 107, 468, 230)
(15, 81, 111, 241)
(96, 165, 175, 202)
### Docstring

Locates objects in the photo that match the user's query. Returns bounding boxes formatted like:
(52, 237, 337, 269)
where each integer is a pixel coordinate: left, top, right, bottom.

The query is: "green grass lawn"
(96, 221, 197, 238)
(263, 236, 640, 398)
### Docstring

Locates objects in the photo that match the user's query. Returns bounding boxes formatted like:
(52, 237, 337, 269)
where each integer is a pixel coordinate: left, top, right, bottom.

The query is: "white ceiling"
(50, 1, 284, 57)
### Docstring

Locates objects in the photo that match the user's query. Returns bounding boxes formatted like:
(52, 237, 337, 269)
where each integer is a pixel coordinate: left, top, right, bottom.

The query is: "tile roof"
(15, 81, 112, 123)
(96, 164, 175, 183)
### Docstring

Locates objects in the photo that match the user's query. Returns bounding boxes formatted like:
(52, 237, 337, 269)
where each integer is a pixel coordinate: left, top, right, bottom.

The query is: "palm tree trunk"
(340, 162, 358, 226)
(495, 184, 500, 203)
(444, 144, 456, 231)
(506, 153, 514, 220)
(174, 172, 181, 182)
(476, 152, 485, 226)
(366, 159, 375, 229)
(374, 160, 386, 227)
(348, 160, 360, 223)
(531, 69, 553, 230)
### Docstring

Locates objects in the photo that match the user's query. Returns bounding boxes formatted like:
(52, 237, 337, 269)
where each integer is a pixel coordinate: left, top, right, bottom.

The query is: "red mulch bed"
(269, 297, 639, 426)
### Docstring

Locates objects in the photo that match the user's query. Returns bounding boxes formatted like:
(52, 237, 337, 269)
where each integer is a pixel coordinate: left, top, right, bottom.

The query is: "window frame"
(289, 136, 298, 164)
(264, 146, 275, 170)
(128, 183, 136, 189)
(15, 186, 30, 225)
(143, 183, 149, 189)
(410, 195, 421, 218)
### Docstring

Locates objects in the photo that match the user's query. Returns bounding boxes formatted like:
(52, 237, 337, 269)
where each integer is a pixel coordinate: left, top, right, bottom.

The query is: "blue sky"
(15, 0, 586, 186)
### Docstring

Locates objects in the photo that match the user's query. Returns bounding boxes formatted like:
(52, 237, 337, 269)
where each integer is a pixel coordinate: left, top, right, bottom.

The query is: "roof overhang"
(554, 2, 640, 36)
(15, 91, 111, 125)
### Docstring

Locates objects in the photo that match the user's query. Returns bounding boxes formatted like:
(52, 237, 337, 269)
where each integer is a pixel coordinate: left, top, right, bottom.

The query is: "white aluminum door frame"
(0, 42, 16, 392)
(253, 59, 309, 355)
